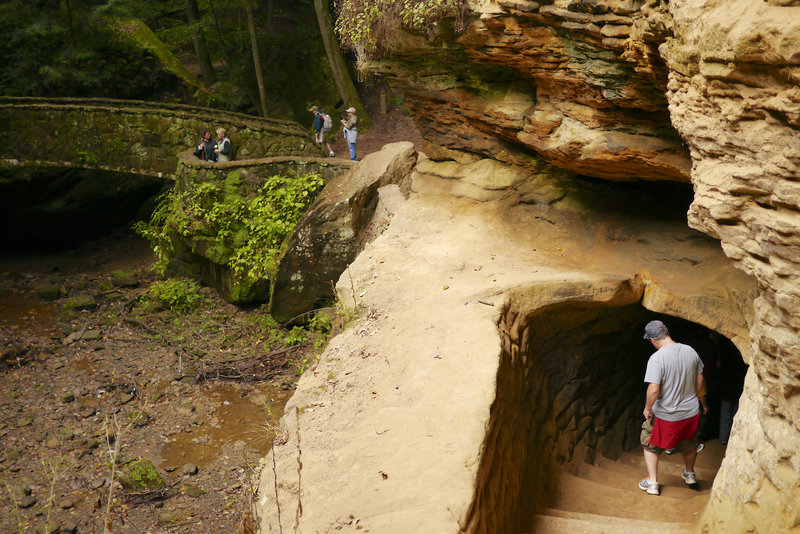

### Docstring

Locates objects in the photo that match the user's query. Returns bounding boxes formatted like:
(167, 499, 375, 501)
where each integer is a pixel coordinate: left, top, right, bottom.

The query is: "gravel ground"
(0, 229, 312, 534)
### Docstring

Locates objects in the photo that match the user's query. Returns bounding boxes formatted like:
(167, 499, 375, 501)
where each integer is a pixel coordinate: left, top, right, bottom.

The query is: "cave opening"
(469, 298, 747, 533)
(0, 167, 168, 252)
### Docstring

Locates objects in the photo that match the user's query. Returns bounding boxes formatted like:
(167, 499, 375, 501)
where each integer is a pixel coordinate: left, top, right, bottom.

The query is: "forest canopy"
(0, 0, 342, 121)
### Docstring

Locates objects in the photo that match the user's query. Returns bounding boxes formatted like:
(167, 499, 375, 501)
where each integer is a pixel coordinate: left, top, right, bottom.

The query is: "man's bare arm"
(696, 373, 708, 414)
(644, 383, 660, 420)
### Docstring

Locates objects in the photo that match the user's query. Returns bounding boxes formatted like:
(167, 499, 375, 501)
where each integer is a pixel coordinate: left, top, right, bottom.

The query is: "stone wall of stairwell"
(463, 277, 652, 534)
(0, 97, 317, 178)
(662, 1, 800, 531)
(360, 0, 690, 182)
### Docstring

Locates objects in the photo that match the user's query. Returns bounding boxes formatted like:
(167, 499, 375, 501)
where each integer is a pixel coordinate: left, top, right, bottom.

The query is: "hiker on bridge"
(215, 128, 232, 162)
(196, 130, 218, 162)
(639, 320, 707, 496)
(309, 105, 335, 157)
(341, 107, 358, 161)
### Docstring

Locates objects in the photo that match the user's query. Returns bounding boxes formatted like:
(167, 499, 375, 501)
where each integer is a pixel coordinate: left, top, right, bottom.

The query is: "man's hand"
(643, 407, 653, 421)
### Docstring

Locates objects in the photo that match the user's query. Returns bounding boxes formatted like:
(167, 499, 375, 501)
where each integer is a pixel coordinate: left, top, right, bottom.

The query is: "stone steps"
(527, 509, 694, 534)
(593, 452, 718, 484)
(575, 461, 706, 499)
(525, 441, 726, 533)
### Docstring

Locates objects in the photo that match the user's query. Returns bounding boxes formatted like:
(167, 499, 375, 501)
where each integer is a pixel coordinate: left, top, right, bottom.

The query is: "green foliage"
(133, 189, 176, 275)
(271, 325, 309, 347)
(0, 1, 176, 98)
(229, 172, 325, 279)
(144, 278, 206, 313)
(335, 0, 467, 55)
(135, 171, 324, 283)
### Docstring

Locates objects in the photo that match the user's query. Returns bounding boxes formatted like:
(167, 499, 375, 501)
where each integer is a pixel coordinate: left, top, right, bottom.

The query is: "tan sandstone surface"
(665, 1, 800, 531)
(258, 0, 800, 531)
(258, 143, 754, 533)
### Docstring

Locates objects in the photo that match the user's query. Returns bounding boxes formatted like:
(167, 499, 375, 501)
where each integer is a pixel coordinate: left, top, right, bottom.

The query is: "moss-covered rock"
(63, 295, 97, 311)
(36, 286, 61, 301)
(119, 457, 165, 490)
(110, 270, 139, 288)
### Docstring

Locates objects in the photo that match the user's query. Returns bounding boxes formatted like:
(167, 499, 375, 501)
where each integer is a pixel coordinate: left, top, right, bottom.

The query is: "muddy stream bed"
(0, 229, 306, 534)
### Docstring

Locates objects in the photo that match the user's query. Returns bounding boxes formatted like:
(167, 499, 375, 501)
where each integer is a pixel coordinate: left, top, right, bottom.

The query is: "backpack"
(322, 113, 333, 131)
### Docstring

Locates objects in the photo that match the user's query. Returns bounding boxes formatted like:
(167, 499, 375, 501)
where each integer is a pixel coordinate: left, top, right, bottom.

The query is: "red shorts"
(648, 414, 700, 450)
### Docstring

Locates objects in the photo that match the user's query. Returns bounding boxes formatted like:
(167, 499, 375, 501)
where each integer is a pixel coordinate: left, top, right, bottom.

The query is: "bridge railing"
(0, 96, 322, 178)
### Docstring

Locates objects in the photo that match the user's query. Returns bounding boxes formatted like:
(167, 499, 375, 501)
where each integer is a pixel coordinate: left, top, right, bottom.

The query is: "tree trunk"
(312, 0, 367, 122)
(246, 0, 269, 117)
(185, 0, 215, 86)
(65, 0, 76, 46)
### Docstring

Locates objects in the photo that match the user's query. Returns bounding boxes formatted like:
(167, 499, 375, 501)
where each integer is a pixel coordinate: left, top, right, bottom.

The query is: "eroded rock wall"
(663, 1, 800, 531)
(358, 0, 799, 530)
(362, 0, 690, 181)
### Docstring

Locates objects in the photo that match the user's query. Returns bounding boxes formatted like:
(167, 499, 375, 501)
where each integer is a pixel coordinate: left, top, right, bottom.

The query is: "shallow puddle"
(160, 383, 293, 469)
(0, 289, 58, 335)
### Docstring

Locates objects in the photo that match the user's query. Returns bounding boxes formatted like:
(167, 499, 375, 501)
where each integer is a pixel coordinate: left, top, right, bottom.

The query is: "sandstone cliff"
(258, 1, 800, 532)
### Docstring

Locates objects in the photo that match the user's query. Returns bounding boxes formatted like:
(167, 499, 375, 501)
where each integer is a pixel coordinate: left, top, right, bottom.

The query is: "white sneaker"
(638, 478, 659, 495)
(682, 470, 697, 485)
(329, 151, 335, 157)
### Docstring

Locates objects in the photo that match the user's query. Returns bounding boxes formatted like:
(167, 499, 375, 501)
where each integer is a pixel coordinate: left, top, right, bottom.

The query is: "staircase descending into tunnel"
(525, 440, 726, 534)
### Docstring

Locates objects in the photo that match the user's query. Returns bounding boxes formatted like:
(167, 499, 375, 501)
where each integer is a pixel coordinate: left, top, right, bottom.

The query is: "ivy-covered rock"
(136, 162, 353, 304)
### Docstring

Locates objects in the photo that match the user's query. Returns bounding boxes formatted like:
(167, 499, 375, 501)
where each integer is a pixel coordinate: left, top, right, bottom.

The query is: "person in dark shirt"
(196, 130, 217, 162)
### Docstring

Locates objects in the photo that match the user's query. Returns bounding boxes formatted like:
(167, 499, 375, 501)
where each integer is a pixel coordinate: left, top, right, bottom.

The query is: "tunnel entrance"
(466, 295, 747, 533)
(0, 167, 167, 252)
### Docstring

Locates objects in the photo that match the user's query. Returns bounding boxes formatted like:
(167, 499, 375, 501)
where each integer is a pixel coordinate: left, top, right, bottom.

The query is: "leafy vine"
(134, 171, 324, 283)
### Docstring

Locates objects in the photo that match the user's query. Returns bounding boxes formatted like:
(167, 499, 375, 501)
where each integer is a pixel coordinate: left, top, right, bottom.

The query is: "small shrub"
(143, 278, 205, 313)
(270, 325, 309, 347)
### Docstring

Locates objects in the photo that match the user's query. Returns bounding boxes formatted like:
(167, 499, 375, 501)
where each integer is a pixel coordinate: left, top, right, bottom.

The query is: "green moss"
(64, 295, 98, 311)
(120, 457, 165, 490)
(126, 409, 150, 427)
(135, 170, 325, 302)
(113, 18, 222, 105)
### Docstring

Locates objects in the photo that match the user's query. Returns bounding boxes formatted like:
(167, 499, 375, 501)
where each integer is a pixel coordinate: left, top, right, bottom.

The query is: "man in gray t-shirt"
(638, 320, 707, 496)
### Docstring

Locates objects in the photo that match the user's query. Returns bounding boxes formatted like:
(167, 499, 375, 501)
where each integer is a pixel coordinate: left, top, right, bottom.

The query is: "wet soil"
(0, 229, 310, 534)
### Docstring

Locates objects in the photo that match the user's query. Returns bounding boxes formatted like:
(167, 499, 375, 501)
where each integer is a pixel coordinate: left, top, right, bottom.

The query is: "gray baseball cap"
(643, 320, 669, 339)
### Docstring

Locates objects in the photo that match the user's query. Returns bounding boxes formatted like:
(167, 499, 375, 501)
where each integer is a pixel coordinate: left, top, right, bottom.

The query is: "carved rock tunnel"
(466, 294, 746, 534)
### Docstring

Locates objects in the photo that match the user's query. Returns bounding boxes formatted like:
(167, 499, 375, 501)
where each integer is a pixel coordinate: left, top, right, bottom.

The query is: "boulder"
(63, 294, 97, 311)
(269, 143, 417, 322)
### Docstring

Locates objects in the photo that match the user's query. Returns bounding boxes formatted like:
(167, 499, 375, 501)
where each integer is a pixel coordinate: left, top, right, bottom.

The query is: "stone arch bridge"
(0, 96, 352, 182)
(0, 96, 365, 311)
